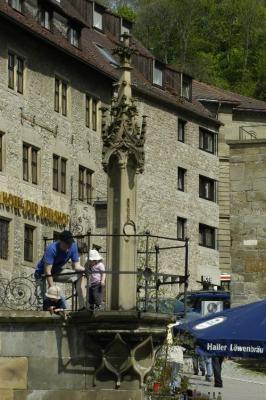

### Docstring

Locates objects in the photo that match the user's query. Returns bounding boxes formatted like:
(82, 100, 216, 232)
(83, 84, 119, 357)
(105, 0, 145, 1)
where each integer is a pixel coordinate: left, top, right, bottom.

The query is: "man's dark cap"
(59, 230, 74, 244)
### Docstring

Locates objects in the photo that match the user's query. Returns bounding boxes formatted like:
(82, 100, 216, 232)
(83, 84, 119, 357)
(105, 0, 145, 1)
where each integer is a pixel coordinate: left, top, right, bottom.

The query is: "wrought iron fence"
(0, 231, 190, 312)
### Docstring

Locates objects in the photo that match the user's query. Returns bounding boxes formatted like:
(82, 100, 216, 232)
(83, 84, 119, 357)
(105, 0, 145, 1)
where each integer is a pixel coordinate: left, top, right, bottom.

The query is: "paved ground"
(188, 360, 266, 399)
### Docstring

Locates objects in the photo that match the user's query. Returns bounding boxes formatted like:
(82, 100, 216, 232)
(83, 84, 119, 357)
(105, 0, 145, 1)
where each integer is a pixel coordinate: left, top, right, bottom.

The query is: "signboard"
(0, 191, 69, 226)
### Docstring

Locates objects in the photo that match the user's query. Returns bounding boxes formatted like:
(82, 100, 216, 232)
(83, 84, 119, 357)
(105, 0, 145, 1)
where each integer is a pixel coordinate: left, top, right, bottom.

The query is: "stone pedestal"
(0, 311, 172, 400)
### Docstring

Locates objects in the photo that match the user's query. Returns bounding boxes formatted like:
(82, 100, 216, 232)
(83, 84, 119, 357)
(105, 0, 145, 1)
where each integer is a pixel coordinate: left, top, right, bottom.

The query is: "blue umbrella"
(175, 300, 266, 358)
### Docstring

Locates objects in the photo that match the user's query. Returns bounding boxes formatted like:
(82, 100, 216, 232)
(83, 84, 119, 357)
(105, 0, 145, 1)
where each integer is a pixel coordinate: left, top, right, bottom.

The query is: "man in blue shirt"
(35, 230, 86, 310)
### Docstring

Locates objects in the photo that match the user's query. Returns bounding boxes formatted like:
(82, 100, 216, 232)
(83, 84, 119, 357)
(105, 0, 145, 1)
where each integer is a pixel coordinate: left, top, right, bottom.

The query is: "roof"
(193, 80, 266, 113)
(0, 0, 220, 125)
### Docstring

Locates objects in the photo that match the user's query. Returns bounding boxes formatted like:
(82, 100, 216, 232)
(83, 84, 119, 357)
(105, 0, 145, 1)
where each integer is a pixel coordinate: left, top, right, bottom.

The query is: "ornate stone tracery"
(101, 34, 147, 174)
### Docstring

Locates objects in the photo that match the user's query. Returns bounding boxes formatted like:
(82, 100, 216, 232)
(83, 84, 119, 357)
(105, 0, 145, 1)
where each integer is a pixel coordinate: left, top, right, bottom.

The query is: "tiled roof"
(0, 0, 220, 125)
(193, 80, 266, 112)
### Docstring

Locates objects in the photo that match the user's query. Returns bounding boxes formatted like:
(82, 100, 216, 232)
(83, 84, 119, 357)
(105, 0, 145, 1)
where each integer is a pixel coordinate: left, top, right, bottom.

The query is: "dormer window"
(153, 63, 163, 87)
(121, 19, 131, 36)
(68, 27, 79, 48)
(40, 10, 51, 30)
(9, 0, 22, 12)
(93, 4, 103, 31)
(181, 73, 192, 101)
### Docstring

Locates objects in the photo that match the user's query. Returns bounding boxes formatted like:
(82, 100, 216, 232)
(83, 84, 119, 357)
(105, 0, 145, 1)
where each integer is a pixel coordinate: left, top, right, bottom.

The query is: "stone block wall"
(0, 313, 142, 400)
(0, 10, 220, 294)
(229, 139, 266, 305)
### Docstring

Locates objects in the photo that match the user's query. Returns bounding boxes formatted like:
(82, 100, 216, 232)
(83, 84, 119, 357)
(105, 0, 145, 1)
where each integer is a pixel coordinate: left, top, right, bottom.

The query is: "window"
(95, 201, 107, 228)
(199, 175, 216, 202)
(0, 219, 9, 260)
(69, 27, 79, 48)
(79, 166, 93, 204)
(23, 144, 29, 182)
(9, 0, 22, 12)
(53, 155, 59, 191)
(8, 53, 24, 93)
(24, 225, 35, 262)
(181, 74, 192, 101)
(178, 119, 186, 142)
(23, 144, 39, 184)
(61, 81, 67, 116)
(85, 95, 90, 128)
(17, 57, 24, 94)
(8, 53, 14, 89)
(40, 10, 51, 30)
(0, 132, 4, 172)
(31, 147, 38, 185)
(53, 155, 67, 193)
(92, 98, 97, 131)
(178, 167, 186, 191)
(93, 10, 103, 30)
(199, 128, 217, 154)
(177, 217, 186, 240)
(85, 95, 99, 130)
(153, 64, 163, 86)
(121, 19, 131, 36)
(199, 224, 216, 249)
(54, 77, 68, 116)
(61, 158, 67, 194)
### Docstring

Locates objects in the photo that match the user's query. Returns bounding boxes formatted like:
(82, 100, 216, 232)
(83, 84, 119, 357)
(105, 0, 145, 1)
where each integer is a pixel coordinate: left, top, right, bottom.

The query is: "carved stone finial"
(101, 33, 145, 174)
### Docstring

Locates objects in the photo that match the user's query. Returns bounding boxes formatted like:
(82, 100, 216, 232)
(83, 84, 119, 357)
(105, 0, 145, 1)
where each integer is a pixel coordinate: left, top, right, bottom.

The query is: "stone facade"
(0, 1, 221, 295)
(217, 108, 266, 275)
(193, 81, 266, 280)
(229, 139, 266, 305)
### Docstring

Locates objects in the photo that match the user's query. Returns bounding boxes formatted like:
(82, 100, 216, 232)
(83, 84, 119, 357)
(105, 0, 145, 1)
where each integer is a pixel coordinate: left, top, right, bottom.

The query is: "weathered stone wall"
(0, 311, 170, 400)
(202, 102, 266, 276)
(229, 139, 266, 305)
(0, 14, 220, 293)
(137, 99, 220, 289)
(0, 19, 110, 279)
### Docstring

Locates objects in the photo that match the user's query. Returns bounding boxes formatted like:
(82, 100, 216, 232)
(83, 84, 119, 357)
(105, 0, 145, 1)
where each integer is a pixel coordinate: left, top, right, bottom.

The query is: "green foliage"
(109, 0, 266, 99)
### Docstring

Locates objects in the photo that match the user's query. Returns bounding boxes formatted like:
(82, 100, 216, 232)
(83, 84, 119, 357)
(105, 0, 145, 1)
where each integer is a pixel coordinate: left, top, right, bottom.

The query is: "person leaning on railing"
(34, 230, 86, 311)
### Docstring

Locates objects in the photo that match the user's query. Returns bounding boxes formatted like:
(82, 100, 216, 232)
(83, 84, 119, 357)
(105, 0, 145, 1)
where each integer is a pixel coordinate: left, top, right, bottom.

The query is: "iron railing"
(0, 231, 190, 312)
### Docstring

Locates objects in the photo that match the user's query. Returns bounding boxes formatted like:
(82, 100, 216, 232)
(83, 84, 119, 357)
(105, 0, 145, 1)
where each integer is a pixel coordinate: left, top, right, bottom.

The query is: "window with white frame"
(9, 0, 22, 12)
(153, 64, 163, 86)
(181, 74, 192, 100)
(68, 27, 79, 48)
(40, 9, 51, 30)
(93, 7, 103, 30)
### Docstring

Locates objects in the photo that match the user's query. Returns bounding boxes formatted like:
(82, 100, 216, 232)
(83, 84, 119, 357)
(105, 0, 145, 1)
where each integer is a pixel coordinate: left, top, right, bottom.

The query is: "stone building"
(0, 0, 221, 291)
(228, 139, 266, 305)
(193, 80, 266, 280)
